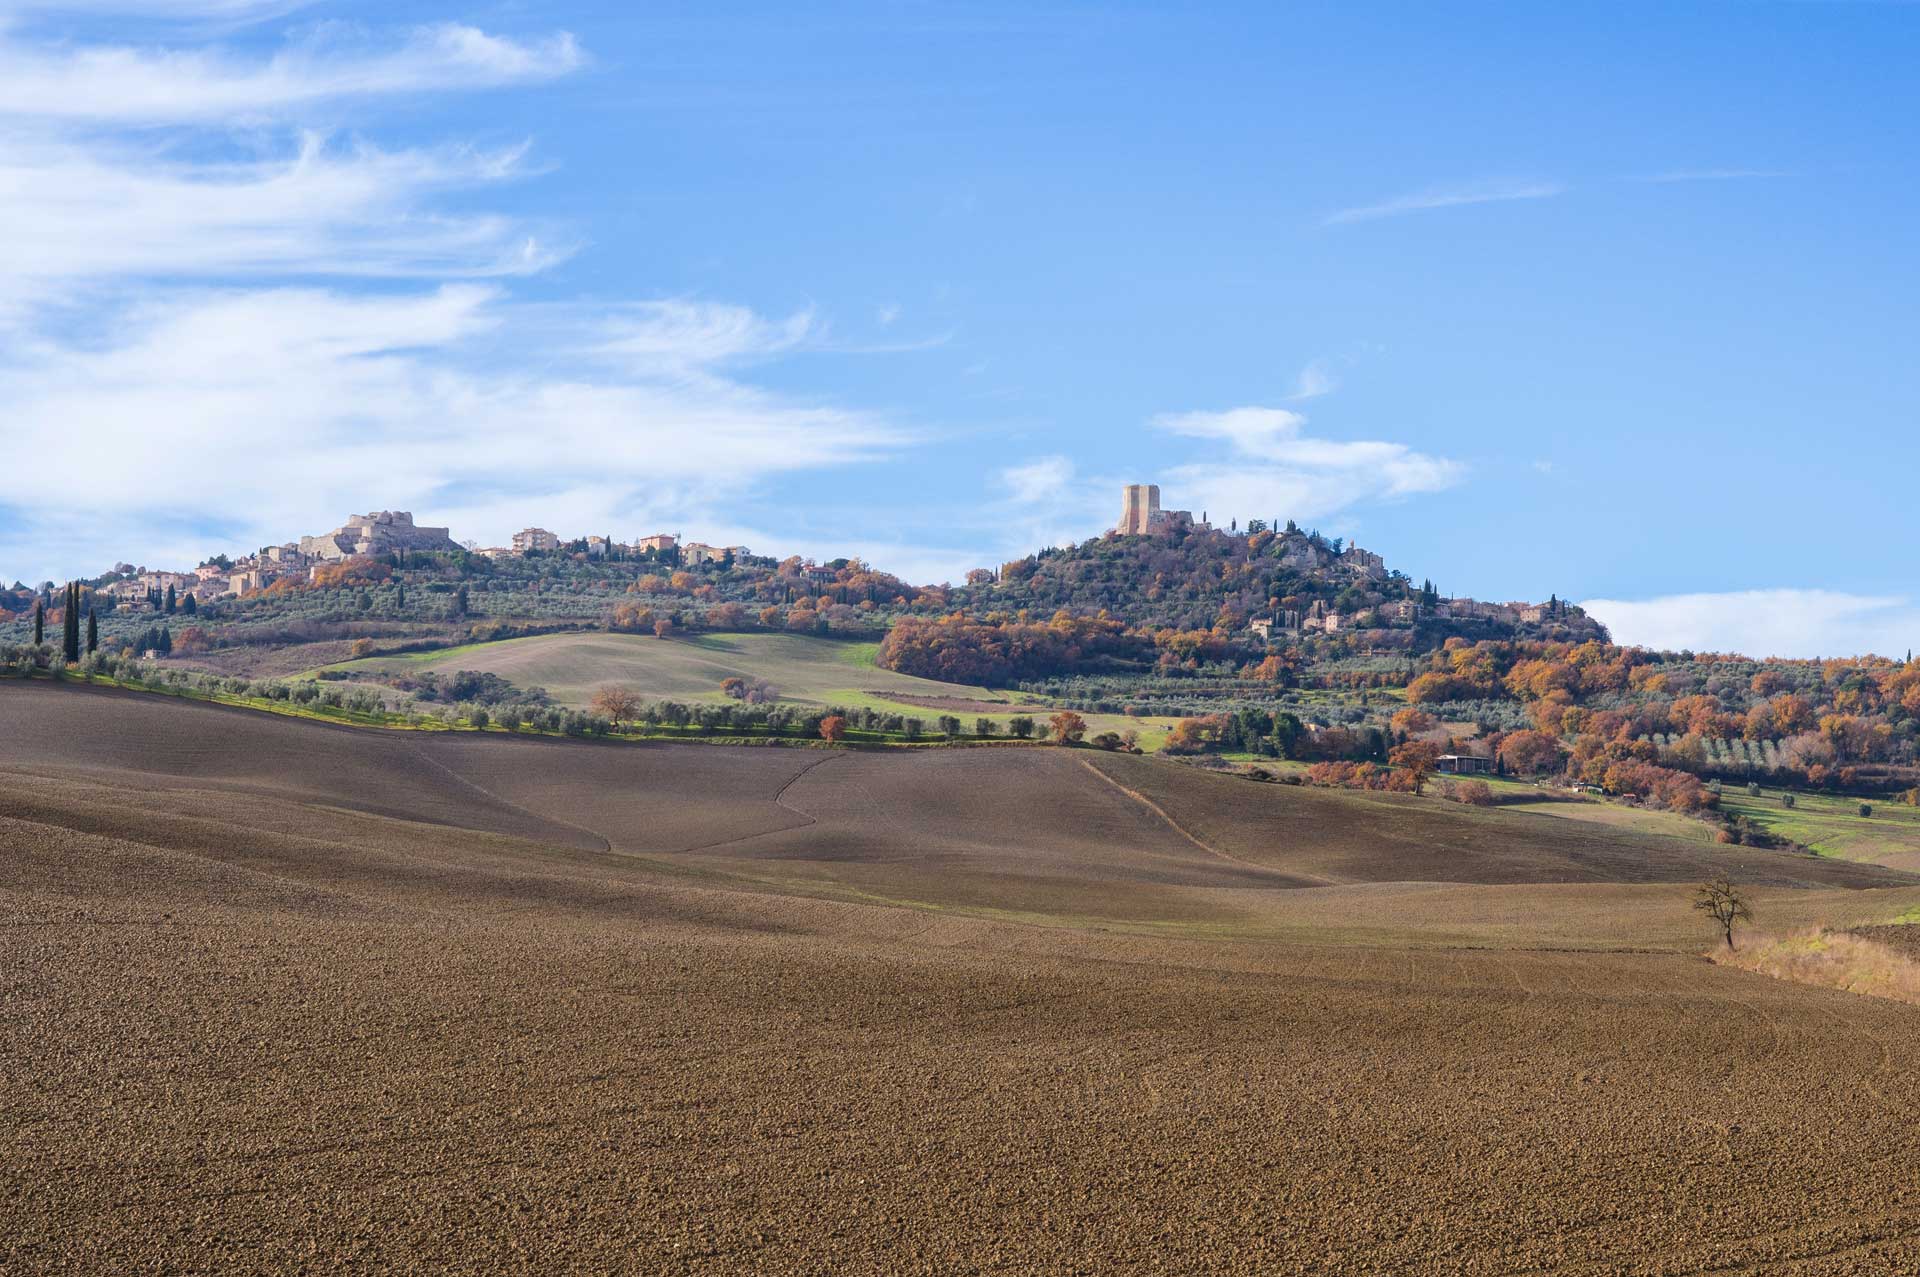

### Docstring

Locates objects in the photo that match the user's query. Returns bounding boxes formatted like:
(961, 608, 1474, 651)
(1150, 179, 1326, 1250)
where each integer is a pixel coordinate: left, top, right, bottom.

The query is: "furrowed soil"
(318, 630, 1007, 711)
(6, 679, 1920, 1273)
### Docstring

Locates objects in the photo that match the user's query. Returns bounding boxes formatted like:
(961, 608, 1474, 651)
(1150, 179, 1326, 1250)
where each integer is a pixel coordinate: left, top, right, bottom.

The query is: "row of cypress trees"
(31, 583, 98, 663)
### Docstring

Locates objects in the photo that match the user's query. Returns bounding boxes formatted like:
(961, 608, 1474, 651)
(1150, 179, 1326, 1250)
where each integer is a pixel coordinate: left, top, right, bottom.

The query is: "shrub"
(1859, 803, 1873, 818)
(1783, 793, 1796, 809)
(1454, 780, 1495, 806)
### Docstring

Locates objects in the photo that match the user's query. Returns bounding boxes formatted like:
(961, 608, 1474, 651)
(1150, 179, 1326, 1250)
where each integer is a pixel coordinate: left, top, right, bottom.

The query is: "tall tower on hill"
(1118, 484, 1161, 535)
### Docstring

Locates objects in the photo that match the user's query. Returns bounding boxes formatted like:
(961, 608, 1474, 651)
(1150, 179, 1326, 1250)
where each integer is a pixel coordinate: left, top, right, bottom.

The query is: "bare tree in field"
(1694, 877, 1753, 950)
(590, 685, 641, 730)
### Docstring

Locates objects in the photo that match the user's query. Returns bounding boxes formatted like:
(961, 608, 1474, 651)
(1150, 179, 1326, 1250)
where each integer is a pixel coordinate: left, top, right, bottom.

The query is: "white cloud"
(1148, 405, 1464, 528)
(1581, 590, 1920, 660)
(1288, 358, 1339, 400)
(589, 300, 816, 372)
(0, 132, 561, 310)
(0, 4, 924, 585)
(876, 303, 901, 326)
(999, 455, 1075, 504)
(0, 22, 582, 123)
(1324, 178, 1567, 226)
(1156, 406, 1307, 453)
(0, 286, 910, 577)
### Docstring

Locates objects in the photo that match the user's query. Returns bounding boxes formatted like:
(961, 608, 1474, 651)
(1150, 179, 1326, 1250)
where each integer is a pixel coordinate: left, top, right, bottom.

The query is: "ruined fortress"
(1115, 484, 1199, 536)
(298, 511, 459, 562)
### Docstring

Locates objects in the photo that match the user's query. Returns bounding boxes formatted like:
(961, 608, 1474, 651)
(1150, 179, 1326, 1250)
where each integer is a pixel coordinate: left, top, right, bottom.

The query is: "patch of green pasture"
(1717, 787, 1920, 863)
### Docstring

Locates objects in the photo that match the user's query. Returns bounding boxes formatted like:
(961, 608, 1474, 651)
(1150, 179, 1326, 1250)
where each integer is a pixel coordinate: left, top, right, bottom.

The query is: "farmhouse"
(682, 542, 749, 566)
(1436, 755, 1494, 775)
(512, 528, 561, 554)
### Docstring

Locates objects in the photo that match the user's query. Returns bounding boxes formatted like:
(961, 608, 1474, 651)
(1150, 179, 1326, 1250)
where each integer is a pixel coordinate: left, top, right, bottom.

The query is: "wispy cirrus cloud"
(0, 287, 910, 573)
(1152, 406, 1464, 525)
(1287, 357, 1340, 401)
(0, 22, 583, 122)
(1323, 177, 1567, 226)
(1582, 589, 1920, 660)
(0, 133, 562, 311)
(0, 2, 924, 583)
(999, 455, 1076, 504)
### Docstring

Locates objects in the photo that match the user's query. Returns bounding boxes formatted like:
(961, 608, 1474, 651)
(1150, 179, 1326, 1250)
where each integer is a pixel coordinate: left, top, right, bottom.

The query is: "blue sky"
(1, 0, 1916, 656)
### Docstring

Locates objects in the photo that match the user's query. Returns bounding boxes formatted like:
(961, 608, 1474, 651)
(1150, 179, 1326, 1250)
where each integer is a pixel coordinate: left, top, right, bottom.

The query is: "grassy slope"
(1716, 786, 1920, 872)
(316, 631, 1184, 748)
(1482, 777, 1920, 874)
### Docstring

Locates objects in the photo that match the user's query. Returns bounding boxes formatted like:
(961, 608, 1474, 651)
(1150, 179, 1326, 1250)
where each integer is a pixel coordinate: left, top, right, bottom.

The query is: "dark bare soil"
(5, 679, 1920, 1273)
(1854, 923, 1920, 960)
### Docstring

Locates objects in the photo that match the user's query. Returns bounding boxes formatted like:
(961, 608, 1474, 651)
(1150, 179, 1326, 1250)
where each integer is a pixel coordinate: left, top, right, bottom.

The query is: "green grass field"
(1493, 778, 1920, 873)
(316, 631, 1184, 748)
(1715, 786, 1920, 871)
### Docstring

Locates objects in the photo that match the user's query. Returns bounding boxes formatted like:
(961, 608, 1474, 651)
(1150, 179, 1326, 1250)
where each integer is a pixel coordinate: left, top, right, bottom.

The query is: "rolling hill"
(6, 680, 1920, 1272)
(317, 629, 1187, 747)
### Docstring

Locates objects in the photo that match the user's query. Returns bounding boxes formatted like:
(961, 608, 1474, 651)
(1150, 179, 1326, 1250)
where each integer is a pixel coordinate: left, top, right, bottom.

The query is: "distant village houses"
(512, 527, 561, 554)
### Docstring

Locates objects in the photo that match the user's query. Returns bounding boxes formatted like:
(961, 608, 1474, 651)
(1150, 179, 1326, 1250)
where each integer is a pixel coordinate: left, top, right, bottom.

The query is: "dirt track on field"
(5, 679, 1920, 1273)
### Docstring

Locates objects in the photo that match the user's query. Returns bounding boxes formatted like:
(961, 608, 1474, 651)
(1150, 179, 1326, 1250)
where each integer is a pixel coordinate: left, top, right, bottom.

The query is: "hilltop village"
(4, 486, 1590, 652)
(4, 483, 1918, 808)
(59, 511, 753, 615)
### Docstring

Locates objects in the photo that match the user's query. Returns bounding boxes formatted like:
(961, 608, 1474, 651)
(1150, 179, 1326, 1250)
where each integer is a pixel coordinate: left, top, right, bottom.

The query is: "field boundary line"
(408, 747, 615, 855)
(1075, 757, 1332, 885)
(668, 752, 846, 855)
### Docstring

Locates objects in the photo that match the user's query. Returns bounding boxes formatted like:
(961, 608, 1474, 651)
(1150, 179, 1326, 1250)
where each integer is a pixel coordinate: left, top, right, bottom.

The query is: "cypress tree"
(33, 600, 43, 645)
(164, 583, 176, 614)
(62, 583, 81, 662)
(86, 609, 98, 655)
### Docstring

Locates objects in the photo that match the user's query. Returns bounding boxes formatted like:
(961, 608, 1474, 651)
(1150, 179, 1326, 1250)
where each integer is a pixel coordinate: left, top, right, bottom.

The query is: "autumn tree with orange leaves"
(590, 686, 641, 728)
(1388, 740, 1442, 795)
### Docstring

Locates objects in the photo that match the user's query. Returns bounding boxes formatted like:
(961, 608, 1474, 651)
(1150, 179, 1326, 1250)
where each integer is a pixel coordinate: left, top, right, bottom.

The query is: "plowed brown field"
(5, 680, 1920, 1273)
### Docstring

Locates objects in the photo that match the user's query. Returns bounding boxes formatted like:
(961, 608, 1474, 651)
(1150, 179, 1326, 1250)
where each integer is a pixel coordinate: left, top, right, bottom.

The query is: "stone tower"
(1118, 484, 1161, 536)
